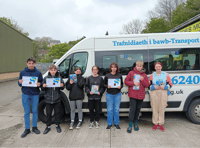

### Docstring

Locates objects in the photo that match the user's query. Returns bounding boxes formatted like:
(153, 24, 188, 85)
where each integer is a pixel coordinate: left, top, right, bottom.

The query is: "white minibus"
(38, 32, 200, 124)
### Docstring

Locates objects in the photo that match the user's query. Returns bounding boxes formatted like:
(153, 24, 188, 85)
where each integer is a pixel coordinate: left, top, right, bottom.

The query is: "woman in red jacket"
(125, 61, 149, 133)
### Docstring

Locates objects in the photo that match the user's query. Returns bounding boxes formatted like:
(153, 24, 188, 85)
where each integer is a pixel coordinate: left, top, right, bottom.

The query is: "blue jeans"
(22, 93, 39, 129)
(106, 92, 121, 125)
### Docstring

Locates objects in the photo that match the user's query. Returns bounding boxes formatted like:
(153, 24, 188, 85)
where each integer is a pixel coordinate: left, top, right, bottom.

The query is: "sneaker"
(76, 121, 82, 129)
(152, 124, 158, 131)
(43, 127, 51, 134)
(56, 125, 62, 133)
(32, 127, 40, 134)
(106, 125, 112, 130)
(21, 129, 31, 138)
(158, 125, 165, 131)
(95, 121, 99, 128)
(127, 126, 132, 133)
(89, 122, 94, 129)
(134, 125, 139, 131)
(114, 125, 121, 130)
(69, 122, 74, 130)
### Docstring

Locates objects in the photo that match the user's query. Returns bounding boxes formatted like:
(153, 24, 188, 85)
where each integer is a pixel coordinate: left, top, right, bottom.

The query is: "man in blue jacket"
(18, 57, 43, 138)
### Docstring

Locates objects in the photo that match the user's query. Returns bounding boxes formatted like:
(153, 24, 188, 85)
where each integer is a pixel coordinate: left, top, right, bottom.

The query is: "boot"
(32, 127, 40, 134)
(43, 127, 51, 134)
(56, 125, 61, 133)
(21, 129, 31, 138)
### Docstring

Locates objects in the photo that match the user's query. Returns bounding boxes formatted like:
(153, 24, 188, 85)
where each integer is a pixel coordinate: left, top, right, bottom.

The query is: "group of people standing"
(18, 57, 173, 138)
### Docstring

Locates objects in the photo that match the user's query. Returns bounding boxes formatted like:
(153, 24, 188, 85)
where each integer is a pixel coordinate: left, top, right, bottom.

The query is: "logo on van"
(113, 40, 148, 46)
(112, 38, 199, 46)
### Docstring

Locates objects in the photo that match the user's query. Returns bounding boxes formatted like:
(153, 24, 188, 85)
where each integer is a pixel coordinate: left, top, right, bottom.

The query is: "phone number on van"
(172, 75, 200, 85)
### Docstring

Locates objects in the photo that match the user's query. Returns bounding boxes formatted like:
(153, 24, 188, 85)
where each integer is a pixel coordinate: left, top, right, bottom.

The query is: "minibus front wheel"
(38, 100, 65, 124)
(186, 98, 200, 124)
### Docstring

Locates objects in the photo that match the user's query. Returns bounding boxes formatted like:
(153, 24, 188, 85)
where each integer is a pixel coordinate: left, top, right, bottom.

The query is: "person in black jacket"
(66, 66, 85, 129)
(104, 62, 123, 130)
(85, 65, 104, 129)
(41, 65, 64, 134)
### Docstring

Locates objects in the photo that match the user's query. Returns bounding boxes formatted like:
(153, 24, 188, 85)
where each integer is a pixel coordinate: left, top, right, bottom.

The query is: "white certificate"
(46, 78, 60, 87)
(22, 76, 38, 87)
(108, 79, 121, 88)
(134, 74, 140, 82)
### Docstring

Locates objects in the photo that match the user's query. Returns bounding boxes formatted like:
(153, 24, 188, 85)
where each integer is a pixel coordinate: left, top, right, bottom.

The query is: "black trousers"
(46, 103, 60, 126)
(129, 98, 143, 123)
(88, 99, 101, 122)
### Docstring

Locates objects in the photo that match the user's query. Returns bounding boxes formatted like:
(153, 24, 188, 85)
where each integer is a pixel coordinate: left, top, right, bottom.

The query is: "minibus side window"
(102, 56, 116, 75)
(118, 53, 144, 75)
(149, 48, 200, 71)
(70, 52, 88, 75)
(59, 56, 71, 78)
(95, 50, 148, 75)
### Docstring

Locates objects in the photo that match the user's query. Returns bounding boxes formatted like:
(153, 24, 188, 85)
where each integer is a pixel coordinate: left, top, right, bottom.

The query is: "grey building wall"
(0, 20, 33, 73)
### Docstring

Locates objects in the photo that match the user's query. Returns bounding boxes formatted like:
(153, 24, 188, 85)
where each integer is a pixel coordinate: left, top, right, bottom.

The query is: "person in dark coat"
(85, 65, 104, 128)
(66, 66, 85, 129)
(41, 65, 64, 134)
(125, 61, 149, 133)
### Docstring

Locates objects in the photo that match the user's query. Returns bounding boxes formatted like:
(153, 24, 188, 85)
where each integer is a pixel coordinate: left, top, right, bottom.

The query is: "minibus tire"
(38, 100, 65, 124)
(186, 98, 200, 124)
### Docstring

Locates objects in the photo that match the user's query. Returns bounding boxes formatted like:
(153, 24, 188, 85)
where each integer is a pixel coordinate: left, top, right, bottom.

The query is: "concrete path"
(1, 109, 200, 147)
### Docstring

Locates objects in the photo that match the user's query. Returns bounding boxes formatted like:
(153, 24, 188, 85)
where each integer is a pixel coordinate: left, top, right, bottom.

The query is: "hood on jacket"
(48, 71, 60, 77)
(133, 67, 146, 74)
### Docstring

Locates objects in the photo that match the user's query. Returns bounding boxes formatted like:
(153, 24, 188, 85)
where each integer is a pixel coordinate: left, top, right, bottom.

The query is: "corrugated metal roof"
(169, 14, 200, 32)
(0, 19, 33, 41)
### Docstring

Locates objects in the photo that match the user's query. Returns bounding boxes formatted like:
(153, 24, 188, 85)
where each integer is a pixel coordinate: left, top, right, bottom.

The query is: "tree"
(48, 43, 70, 60)
(0, 17, 29, 36)
(34, 36, 53, 48)
(33, 41, 40, 61)
(120, 19, 144, 34)
(147, 0, 187, 22)
(171, 0, 200, 27)
(41, 41, 49, 50)
(142, 17, 171, 33)
(142, 0, 199, 33)
(40, 37, 85, 63)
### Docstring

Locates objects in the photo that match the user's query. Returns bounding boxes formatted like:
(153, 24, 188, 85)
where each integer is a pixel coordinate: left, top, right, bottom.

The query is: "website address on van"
(121, 89, 183, 96)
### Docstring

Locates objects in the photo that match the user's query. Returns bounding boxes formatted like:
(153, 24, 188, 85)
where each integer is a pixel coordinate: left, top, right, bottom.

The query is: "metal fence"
(35, 63, 52, 74)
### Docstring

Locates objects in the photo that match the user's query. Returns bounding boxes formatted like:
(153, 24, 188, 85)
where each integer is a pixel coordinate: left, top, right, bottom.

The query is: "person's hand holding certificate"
(91, 85, 99, 94)
(22, 76, 38, 87)
(108, 79, 121, 88)
(133, 74, 140, 90)
(46, 78, 60, 87)
(70, 74, 77, 83)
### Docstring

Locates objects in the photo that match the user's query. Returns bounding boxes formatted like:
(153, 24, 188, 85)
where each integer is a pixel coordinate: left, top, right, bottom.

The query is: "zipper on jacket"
(52, 75, 53, 104)
(52, 87, 53, 104)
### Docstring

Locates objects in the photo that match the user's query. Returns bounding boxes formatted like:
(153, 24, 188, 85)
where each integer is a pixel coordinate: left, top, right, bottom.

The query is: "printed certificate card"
(70, 74, 77, 83)
(46, 78, 60, 87)
(108, 79, 121, 88)
(91, 85, 99, 94)
(156, 79, 164, 86)
(134, 74, 140, 82)
(133, 74, 140, 90)
(22, 76, 38, 87)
